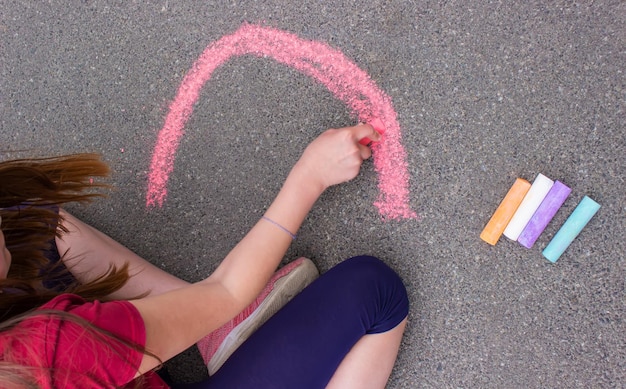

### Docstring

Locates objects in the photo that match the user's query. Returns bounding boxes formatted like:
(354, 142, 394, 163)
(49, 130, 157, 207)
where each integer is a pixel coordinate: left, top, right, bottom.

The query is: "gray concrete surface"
(1, 1, 624, 387)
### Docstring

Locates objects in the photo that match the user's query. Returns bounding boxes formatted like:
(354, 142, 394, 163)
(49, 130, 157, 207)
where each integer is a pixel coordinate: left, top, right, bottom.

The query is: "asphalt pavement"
(1, 1, 624, 387)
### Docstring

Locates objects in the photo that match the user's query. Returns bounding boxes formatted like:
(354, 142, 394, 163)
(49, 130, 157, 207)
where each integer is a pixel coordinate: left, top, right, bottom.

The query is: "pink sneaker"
(197, 257, 318, 375)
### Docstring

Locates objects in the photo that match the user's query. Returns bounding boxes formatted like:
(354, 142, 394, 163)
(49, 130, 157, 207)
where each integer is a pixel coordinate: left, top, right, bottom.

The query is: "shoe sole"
(207, 257, 319, 375)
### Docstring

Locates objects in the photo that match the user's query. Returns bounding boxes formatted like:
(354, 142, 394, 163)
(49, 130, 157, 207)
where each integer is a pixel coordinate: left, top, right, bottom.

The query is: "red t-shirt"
(1, 294, 168, 388)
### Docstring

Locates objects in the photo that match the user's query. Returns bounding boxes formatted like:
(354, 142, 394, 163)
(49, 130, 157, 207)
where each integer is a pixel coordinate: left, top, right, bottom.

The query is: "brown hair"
(0, 154, 132, 314)
(0, 154, 152, 387)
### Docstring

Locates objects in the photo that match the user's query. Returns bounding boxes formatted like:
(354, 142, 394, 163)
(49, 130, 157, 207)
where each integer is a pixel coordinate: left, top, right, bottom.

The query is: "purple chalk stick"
(518, 181, 571, 248)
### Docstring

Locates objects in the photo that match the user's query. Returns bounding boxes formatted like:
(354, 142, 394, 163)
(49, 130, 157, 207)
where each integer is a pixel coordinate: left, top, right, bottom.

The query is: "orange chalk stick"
(480, 178, 531, 245)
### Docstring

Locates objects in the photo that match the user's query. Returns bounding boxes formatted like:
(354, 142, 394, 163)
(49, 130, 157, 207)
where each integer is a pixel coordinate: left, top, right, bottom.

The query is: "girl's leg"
(183, 255, 409, 389)
(326, 317, 408, 388)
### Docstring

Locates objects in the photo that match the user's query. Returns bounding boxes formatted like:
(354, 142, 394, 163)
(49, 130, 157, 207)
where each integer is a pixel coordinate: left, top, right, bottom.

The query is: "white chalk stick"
(503, 173, 554, 241)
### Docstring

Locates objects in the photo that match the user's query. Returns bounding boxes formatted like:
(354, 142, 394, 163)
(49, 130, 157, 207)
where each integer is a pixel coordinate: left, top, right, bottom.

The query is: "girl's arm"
(56, 210, 192, 299)
(129, 124, 380, 374)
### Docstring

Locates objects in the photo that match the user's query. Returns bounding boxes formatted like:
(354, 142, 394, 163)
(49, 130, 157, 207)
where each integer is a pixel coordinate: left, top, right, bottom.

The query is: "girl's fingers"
(358, 143, 372, 160)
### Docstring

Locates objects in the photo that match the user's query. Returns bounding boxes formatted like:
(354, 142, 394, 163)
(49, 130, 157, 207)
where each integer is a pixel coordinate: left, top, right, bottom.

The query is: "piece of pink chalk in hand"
(359, 118, 386, 145)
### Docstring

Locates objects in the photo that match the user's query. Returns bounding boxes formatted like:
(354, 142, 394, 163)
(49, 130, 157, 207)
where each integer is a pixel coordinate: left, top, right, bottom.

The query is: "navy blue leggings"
(178, 255, 409, 388)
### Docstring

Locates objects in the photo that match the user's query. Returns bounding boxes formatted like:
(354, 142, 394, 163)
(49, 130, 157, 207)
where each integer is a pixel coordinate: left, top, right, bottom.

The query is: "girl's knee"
(341, 256, 406, 289)
(337, 256, 409, 333)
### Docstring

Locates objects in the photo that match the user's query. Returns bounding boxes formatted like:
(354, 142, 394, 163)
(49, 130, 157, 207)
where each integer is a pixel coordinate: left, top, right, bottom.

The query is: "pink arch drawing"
(147, 23, 416, 220)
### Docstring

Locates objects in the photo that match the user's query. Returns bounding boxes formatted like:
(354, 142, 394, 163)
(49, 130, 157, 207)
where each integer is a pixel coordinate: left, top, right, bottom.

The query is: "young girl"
(0, 124, 409, 388)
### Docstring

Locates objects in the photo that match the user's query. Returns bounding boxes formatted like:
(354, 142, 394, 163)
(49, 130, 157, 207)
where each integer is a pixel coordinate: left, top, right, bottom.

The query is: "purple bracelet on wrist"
(262, 216, 297, 240)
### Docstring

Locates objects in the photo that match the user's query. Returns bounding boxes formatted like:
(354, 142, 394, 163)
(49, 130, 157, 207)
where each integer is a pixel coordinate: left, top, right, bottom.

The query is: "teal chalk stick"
(542, 196, 600, 263)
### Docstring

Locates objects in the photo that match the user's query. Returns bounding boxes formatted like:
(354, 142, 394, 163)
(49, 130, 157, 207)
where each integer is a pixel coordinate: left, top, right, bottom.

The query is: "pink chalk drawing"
(147, 23, 416, 220)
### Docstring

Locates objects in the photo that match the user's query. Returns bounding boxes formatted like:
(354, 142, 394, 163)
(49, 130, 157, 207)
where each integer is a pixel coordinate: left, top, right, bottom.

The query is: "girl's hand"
(291, 124, 381, 194)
